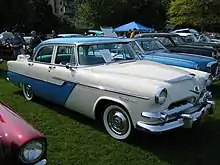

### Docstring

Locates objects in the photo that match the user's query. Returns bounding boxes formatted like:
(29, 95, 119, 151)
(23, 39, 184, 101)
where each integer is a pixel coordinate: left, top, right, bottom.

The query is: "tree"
(74, 0, 168, 29)
(168, 0, 220, 31)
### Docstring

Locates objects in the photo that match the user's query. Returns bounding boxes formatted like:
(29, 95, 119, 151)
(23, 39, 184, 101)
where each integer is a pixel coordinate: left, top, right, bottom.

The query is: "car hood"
(90, 60, 192, 82)
(180, 44, 215, 51)
(0, 102, 44, 147)
(147, 50, 215, 62)
(193, 42, 220, 48)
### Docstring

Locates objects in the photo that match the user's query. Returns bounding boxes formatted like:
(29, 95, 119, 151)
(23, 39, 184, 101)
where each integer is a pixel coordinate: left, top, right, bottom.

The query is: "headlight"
(204, 74, 212, 87)
(20, 140, 45, 163)
(155, 88, 168, 105)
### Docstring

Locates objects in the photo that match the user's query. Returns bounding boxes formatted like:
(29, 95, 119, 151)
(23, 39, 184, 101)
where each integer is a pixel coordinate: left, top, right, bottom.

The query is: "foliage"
(0, 0, 62, 33)
(74, 0, 169, 29)
(168, 0, 220, 29)
(74, 2, 97, 28)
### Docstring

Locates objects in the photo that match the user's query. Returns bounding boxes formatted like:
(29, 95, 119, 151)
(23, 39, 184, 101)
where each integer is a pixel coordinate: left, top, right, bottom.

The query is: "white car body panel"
(6, 37, 215, 135)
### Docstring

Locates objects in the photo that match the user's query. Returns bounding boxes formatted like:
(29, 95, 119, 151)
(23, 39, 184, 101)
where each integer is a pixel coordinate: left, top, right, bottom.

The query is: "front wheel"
(103, 104, 134, 140)
(22, 84, 34, 101)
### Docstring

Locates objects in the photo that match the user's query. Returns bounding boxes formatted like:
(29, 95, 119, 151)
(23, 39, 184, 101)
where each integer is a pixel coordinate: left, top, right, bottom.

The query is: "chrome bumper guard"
(34, 159, 47, 165)
(136, 91, 215, 133)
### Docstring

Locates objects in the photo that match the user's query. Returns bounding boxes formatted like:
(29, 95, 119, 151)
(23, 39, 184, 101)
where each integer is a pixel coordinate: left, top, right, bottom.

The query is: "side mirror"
(65, 63, 75, 71)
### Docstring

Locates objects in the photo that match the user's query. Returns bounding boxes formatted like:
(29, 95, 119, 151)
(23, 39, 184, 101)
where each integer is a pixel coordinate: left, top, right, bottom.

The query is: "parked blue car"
(129, 38, 220, 81)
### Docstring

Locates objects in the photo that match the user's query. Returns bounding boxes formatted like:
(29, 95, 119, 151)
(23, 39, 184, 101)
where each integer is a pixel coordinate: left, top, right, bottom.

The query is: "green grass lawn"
(1, 61, 220, 165)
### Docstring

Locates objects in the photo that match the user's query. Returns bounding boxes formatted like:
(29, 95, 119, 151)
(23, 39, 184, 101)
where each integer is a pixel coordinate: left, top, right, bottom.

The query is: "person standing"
(130, 28, 137, 38)
(29, 31, 42, 53)
(52, 30, 58, 38)
(39, 32, 46, 41)
(10, 29, 25, 58)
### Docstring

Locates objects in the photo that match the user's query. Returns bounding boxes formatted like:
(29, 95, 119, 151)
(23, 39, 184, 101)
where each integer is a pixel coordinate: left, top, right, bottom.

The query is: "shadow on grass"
(0, 68, 7, 79)
(208, 83, 220, 99)
(14, 88, 220, 165)
(14, 90, 104, 132)
(130, 119, 220, 165)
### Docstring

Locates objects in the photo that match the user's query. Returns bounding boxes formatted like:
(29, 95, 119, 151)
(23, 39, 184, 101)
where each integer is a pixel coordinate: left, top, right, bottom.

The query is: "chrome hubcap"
(24, 85, 33, 98)
(107, 109, 129, 135)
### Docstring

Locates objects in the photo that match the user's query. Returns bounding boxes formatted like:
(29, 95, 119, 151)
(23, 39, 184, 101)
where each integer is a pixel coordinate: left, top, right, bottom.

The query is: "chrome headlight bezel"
(155, 88, 168, 105)
(20, 140, 45, 164)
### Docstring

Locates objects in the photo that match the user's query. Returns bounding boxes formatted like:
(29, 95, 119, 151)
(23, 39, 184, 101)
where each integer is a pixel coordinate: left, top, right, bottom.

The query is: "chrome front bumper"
(136, 92, 215, 133)
(34, 159, 47, 165)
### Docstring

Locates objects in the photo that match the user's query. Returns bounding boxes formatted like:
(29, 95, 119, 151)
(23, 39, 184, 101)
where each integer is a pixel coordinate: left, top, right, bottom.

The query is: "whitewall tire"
(103, 104, 133, 140)
(22, 84, 34, 101)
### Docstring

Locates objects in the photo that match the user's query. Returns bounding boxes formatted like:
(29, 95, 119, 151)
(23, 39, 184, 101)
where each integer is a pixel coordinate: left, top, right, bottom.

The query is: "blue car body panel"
(7, 71, 76, 105)
(142, 55, 198, 69)
(142, 50, 217, 71)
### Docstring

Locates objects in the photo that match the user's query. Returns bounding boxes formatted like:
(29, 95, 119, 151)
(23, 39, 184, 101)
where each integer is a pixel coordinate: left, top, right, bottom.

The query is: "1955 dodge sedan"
(6, 37, 215, 140)
(0, 101, 46, 165)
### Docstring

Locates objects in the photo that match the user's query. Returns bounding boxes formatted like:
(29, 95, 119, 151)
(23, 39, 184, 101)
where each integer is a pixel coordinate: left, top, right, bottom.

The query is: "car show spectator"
(126, 29, 132, 38)
(130, 28, 137, 38)
(39, 32, 46, 41)
(52, 29, 58, 38)
(10, 29, 25, 57)
(30, 31, 42, 52)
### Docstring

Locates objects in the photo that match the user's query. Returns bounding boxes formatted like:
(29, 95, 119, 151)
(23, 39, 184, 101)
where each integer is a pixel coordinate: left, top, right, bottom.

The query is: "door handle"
(49, 66, 56, 69)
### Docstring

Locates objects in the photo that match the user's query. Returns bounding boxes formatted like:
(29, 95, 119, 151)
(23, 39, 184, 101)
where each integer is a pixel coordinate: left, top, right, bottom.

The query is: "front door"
(46, 45, 77, 105)
(25, 45, 55, 100)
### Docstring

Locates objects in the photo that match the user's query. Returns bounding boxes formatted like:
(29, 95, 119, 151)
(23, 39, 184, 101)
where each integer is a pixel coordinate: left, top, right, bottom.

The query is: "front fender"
(92, 96, 129, 117)
(142, 55, 198, 70)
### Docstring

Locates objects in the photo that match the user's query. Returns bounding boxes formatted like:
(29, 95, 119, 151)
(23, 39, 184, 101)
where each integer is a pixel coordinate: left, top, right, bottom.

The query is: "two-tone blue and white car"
(6, 37, 215, 140)
(129, 38, 220, 82)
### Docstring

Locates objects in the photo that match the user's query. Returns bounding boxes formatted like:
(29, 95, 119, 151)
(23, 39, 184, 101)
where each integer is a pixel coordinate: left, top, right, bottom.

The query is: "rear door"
(46, 45, 77, 105)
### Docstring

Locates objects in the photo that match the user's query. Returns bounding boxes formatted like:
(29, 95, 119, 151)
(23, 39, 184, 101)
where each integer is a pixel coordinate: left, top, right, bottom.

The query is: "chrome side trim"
(77, 83, 150, 100)
(52, 76, 70, 82)
(164, 75, 194, 83)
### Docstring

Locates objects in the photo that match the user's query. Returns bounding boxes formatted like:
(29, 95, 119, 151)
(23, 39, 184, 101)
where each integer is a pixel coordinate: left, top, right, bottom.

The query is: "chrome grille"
(168, 97, 195, 110)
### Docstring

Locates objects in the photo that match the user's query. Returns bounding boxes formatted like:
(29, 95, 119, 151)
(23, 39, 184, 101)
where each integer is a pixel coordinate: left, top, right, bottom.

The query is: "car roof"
(135, 33, 180, 38)
(58, 34, 83, 37)
(40, 36, 130, 45)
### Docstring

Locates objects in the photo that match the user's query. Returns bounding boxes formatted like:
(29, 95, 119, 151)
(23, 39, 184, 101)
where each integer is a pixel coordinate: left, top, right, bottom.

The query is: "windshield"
(136, 39, 166, 52)
(197, 35, 211, 42)
(182, 35, 197, 43)
(154, 37, 175, 47)
(78, 43, 137, 65)
(171, 36, 185, 45)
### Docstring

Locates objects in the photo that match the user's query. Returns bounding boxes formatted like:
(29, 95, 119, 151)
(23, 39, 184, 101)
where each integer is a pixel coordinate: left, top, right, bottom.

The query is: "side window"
(34, 46, 54, 63)
(55, 46, 75, 65)
(157, 37, 173, 46)
(130, 42, 143, 55)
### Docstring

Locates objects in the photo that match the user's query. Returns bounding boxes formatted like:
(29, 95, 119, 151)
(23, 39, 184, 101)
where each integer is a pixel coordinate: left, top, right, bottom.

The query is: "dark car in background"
(0, 101, 47, 165)
(0, 32, 14, 61)
(135, 33, 220, 61)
